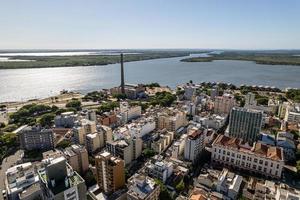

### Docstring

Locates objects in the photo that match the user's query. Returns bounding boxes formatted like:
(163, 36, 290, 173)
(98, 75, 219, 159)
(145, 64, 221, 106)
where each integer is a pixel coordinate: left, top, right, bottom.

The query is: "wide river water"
(0, 55, 300, 102)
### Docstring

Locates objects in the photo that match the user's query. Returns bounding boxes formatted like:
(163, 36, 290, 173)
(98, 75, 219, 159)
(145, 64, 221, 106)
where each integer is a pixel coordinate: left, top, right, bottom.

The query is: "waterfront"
(1, 55, 300, 102)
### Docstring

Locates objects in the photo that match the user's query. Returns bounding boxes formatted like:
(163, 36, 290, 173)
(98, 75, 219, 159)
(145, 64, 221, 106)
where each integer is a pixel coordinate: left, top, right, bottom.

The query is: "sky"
(0, 0, 300, 50)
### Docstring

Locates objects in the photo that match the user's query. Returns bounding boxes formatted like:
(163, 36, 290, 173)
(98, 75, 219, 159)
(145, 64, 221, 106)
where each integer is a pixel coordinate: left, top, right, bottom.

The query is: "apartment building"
(184, 127, 205, 163)
(95, 151, 125, 194)
(54, 111, 78, 128)
(228, 107, 263, 144)
(127, 173, 160, 200)
(171, 134, 187, 159)
(119, 101, 142, 124)
(214, 94, 236, 114)
(211, 135, 284, 179)
(157, 108, 187, 132)
(18, 126, 55, 151)
(64, 144, 89, 174)
(73, 119, 96, 145)
(151, 129, 174, 154)
(106, 137, 142, 165)
(86, 125, 113, 154)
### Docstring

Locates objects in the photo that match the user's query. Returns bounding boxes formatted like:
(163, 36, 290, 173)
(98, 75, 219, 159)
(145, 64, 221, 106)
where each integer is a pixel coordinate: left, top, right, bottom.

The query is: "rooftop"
(213, 135, 283, 161)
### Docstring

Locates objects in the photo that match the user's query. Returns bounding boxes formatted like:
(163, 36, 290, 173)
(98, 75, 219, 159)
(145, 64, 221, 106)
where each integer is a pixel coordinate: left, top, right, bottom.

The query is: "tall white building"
(184, 127, 205, 163)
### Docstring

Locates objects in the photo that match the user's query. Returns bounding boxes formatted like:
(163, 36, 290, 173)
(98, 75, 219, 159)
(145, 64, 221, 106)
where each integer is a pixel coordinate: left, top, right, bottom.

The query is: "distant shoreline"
(0, 51, 206, 69)
(181, 51, 300, 66)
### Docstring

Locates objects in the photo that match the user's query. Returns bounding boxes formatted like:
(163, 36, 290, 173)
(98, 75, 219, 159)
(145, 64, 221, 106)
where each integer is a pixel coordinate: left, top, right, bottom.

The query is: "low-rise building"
(5, 162, 42, 200)
(211, 135, 284, 179)
(216, 169, 243, 200)
(145, 158, 173, 183)
(127, 173, 160, 200)
(276, 131, 296, 161)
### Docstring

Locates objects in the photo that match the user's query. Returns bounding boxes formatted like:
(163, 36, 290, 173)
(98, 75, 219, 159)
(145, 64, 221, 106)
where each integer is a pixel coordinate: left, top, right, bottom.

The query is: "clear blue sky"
(1, 0, 300, 49)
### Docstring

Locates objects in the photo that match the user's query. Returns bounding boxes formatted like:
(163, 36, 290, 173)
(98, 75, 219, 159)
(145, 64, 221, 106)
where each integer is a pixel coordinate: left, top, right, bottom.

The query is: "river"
(0, 55, 300, 102)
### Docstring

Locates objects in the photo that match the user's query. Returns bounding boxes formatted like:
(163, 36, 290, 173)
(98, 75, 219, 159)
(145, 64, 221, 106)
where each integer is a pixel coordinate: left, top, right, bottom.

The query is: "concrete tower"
(120, 53, 125, 94)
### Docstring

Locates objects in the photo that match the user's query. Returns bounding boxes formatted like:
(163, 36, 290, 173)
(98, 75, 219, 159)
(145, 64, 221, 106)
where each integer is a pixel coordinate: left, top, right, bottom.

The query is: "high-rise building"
(38, 156, 87, 200)
(73, 119, 96, 145)
(214, 94, 236, 114)
(64, 144, 89, 174)
(18, 126, 55, 151)
(245, 92, 257, 106)
(86, 125, 113, 154)
(184, 127, 205, 162)
(106, 137, 142, 165)
(228, 107, 263, 144)
(95, 151, 125, 194)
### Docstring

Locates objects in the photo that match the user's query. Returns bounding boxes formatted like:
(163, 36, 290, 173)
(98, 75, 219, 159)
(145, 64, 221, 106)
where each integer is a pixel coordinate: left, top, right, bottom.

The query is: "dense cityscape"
(0, 55, 300, 200)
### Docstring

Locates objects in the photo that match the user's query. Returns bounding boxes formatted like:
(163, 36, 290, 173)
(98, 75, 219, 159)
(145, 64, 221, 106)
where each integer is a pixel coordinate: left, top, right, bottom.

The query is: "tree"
(112, 93, 127, 100)
(97, 102, 119, 114)
(142, 148, 156, 158)
(154, 179, 173, 200)
(66, 100, 81, 111)
(175, 179, 185, 192)
(39, 113, 55, 127)
(56, 140, 71, 149)
(83, 169, 97, 187)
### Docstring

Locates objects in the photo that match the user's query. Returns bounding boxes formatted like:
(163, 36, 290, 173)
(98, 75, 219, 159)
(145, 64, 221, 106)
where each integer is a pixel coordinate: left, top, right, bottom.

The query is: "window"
(271, 163, 273, 167)
(259, 160, 263, 165)
(254, 158, 258, 163)
(227, 151, 230, 156)
(242, 155, 246, 160)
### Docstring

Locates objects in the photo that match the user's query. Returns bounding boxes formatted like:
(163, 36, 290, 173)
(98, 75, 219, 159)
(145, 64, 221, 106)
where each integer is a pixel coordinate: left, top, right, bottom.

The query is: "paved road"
(0, 150, 22, 200)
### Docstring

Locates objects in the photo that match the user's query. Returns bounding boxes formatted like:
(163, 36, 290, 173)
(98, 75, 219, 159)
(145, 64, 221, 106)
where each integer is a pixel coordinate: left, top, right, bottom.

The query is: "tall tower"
(120, 53, 125, 94)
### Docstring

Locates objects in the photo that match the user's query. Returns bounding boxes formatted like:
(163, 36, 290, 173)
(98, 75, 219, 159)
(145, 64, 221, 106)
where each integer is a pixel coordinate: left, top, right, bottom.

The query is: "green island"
(0, 51, 205, 69)
(181, 51, 300, 66)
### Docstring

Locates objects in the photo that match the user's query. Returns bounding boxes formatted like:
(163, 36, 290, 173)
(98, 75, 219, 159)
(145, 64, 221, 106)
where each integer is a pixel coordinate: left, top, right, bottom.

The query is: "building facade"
(228, 107, 263, 144)
(19, 126, 55, 151)
(211, 135, 284, 179)
(95, 151, 125, 194)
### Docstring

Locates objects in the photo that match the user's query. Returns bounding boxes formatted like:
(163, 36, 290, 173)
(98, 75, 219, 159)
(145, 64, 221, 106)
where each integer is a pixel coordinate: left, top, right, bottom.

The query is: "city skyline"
(1, 0, 300, 49)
